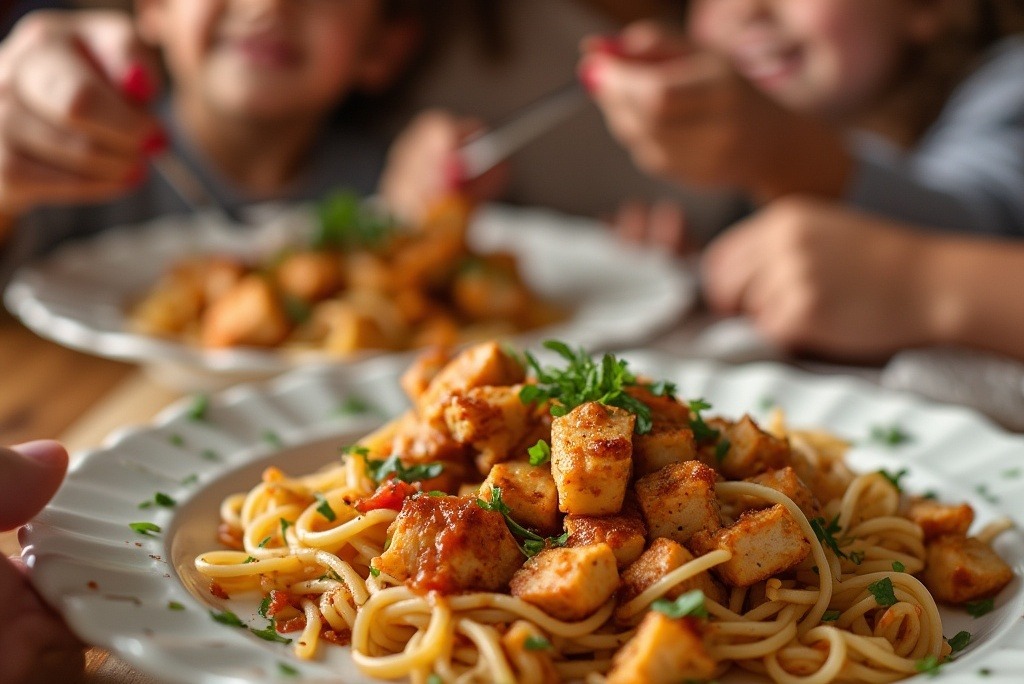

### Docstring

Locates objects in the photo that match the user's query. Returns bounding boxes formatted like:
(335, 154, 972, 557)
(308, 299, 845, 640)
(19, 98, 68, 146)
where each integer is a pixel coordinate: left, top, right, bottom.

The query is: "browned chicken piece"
(906, 498, 974, 542)
(635, 461, 722, 545)
(388, 411, 468, 491)
(273, 250, 344, 302)
(551, 402, 635, 516)
(407, 313, 461, 350)
(741, 467, 822, 520)
(510, 543, 619, 621)
(309, 300, 395, 354)
(624, 385, 700, 476)
(618, 538, 728, 615)
(923, 534, 1013, 604)
(400, 347, 454, 403)
(343, 251, 393, 293)
(708, 415, 792, 479)
(200, 274, 291, 348)
(444, 385, 541, 472)
(479, 461, 560, 535)
(417, 341, 526, 418)
(131, 256, 245, 336)
(565, 501, 647, 570)
(689, 504, 810, 587)
(605, 612, 717, 684)
(373, 495, 522, 594)
(451, 253, 531, 323)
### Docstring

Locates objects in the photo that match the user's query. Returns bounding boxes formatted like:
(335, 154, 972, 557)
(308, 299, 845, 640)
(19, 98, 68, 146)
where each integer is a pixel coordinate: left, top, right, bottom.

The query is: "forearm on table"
(919, 235, 1024, 361)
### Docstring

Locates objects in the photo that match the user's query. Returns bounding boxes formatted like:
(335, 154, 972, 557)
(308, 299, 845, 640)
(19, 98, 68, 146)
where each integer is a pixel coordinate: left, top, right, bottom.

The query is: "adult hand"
(701, 198, 937, 361)
(379, 109, 510, 226)
(0, 441, 84, 684)
(610, 197, 693, 256)
(0, 10, 164, 220)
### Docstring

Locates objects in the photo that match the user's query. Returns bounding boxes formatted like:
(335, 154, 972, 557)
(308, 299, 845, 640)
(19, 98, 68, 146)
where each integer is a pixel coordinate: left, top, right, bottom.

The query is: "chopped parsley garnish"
(948, 630, 971, 653)
(243, 556, 257, 564)
(318, 569, 342, 582)
(528, 439, 551, 466)
(281, 295, 312, 325)
(314, 190, 396, 250)
(810, 515, 849, 560)
(922, 490, 938, 500)
(759, 396, 777, 411)
(714, 438, 731, 463)
(477, 486, 563, 557)
(645, 380, 677, 398)
(263, 430, 283, 448)
(979, 668, 992, 676)
(975, 484, 999, 504)
(337, 396, 371, 415)
(518, 340, 656, 434)
(251, 621, 292, 644)
(188, 394, 209, 421)
(139, 492, 176, 509)
(849, 551, 864, 565)
(259, 595, 272, 618)
(867, 578, 897, 607)
(167, 601, 185, 611)
(181, 473, 199, 486)
(870, 424, 913, 446)
(357, 452, 443, 484)
(915, 655, 942, 677)
(966, 597, 994, 617)
(687, 399, 720, 444)
(878, 468, 908, 492)
(821, 610, 841, 622)
(369, 567, 380, 578)
(426, 675, 442, 684)
(524, 635, 551, 651)
(129, 522, 161, 537)
(314, 493, 337, 522)
(278, 662, 299, 676)
(1003, 467, 1022, 478)
(651, 590, 709, 619)
(210, 609, 246, 628)
(169, 433, 185, 447)
(280, 517, 293, 541)
(892, 561, 906, 573)
(258, 536, 272, 548)
(522, 531, 569, 558)
(201, 449, 220, 461)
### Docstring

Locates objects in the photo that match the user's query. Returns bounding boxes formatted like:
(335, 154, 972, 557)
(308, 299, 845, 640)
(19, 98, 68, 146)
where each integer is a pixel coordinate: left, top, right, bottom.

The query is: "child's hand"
(580, 22, 851, 201)
(0, 441, 84, 684)
(701, 198, 935, 361)
(0, 11, 164, 220)
(380, 109, 509, 225)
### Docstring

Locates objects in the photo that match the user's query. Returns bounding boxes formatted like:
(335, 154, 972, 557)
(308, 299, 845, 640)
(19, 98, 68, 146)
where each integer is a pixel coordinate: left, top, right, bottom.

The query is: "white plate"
(21, 354, 1024, 684)
(3, 204, 694, 388)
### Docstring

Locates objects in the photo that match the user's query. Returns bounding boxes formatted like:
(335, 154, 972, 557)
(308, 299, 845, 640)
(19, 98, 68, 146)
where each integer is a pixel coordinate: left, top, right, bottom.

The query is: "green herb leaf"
(188, 394, 209, 421)
(251, 621, 292, 644)
(358, 453, 443, 484)
(201, 448, 220, 461)
(314, 190, 396, 250)
(168, 601, 185, 611)
(210, 609, 246, 628)
(524, 635, 551, 651)
(314, 493, 337, 522)
(528, 440, 551, 466)
(243, 556, 257, 564)
(477, 486, 547, 553)
(369, 566, 380, 577)
(878, 468, 909, 492)
(169, 433, 185, 447)
(259, 595, 272, 618)
(181, 473, 199, 486)
(915, 655, 942, 677)
(281, 295, 312, 325)
(651, 590, 708, 619)
(258, 536, 272, 548)
(870, 424, 913, 446)
(714, 438, 731, 463)
(263, 430, 283, 448)
(129, 522, 161, 537)
(810, 515, 848, 560)
(426, 675, 442, 684)
(821, 610, 841, 622)
(688, 399, 720, 444)
(975, 484, 999, 504)
(867, 577, 897, 607)
(337, 396, 371, 415)
(948, 630, 971, 653)
(965, 597, 994, 618)
(892, 561, 906, 573)
(849, 550, 865, 565)
(280, 518, 292, 542)
(278, 662, 299, 676)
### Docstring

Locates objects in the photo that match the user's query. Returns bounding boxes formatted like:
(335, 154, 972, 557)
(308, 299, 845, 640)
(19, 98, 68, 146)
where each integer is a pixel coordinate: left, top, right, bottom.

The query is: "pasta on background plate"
(196, 340, 1014, 683)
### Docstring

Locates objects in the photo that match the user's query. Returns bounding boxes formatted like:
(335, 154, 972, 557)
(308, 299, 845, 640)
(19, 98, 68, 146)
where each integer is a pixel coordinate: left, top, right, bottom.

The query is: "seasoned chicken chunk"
(907, 498, 974, 542)
(479, 461, 560, 535)
(373, 495, 522, 594)
(565, 500, 647, 569)
(923, 534, 1013, 604)
(618, 538, 727, 614)
(635, 461, 721, 544)
(551, 402, 634, 515)
(417, 341, 525, 417)
(445, 385, 540, 472)
(606, 612, 717, 684)
(400, 346, 453, 402)
(200, 275, 290, 348)
(626, 385, 698, 476)
(690, 504, 810, 587)
(709, 415, 791, 479)
(273, 250, 343, 302)
(510, 543, 619, 621)
(741, 467, 822, 520)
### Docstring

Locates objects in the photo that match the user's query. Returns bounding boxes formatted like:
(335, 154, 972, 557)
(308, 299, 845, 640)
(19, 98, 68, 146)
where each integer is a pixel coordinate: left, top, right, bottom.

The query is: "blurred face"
(688, 0, 932, 118)
(137, 0, 403, 122)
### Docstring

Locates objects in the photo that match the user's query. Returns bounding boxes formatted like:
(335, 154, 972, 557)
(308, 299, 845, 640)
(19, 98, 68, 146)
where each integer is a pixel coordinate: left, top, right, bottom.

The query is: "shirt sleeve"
(845, 37, 1024, 237)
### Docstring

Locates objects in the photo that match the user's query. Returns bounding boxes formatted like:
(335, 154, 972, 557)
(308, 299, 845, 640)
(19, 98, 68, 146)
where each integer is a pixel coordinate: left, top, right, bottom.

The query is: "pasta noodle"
(195, 342, 1014, 683)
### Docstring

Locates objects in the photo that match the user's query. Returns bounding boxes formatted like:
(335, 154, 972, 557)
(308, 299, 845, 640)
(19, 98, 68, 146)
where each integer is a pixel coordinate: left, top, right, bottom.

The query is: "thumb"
(0, 441, 68, 531)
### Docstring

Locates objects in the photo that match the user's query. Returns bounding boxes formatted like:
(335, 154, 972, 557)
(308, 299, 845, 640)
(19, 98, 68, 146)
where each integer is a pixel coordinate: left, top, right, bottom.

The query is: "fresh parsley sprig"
(477, 486, 568, 557)
(651, 590, 709, 619)
(810, 515, 851, 560)
(518, 341, 658, 434)
(314, 190, 396, 251)
(349, 450, 444, 485)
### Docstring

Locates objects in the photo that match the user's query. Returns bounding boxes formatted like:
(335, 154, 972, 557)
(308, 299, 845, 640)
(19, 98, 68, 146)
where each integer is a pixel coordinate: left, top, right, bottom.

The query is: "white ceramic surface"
(21, 354, 1024, 683)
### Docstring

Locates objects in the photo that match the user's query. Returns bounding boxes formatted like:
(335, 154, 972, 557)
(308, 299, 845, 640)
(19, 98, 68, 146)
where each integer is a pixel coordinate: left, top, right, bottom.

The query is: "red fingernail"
(126, 163, 149, 186)
(443, 155, 467, 190)
(121, 63, 155, 105)
(578, 60, 604, 95)
(142, 129, 168, 156)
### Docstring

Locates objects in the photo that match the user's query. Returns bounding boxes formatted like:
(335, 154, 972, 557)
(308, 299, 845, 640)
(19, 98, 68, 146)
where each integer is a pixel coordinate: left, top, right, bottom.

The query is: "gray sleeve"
(845, 38, 1024, 237)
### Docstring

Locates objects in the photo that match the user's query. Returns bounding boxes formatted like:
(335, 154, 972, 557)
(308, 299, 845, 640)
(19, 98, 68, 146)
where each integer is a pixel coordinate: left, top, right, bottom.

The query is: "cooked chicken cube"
(273, 250, 343, 302)
(565, 501, 646, 569)
(452, 253, 531, 322)
(625, 385, 698, 476)
(606, 611, 717, 684)
(510, 543, 619, 621)
(551, 402, 634, 515)
(200, 275, 290, 348)
(479, 461, 560, 535)
(709, 415, 791, 479)
(923, 534, 1013, 604)
(400, 347, 454, 403)
(445, 385, 540, 472)
(618, 538, 727, 613)
(311, 300, 395, 354)
(742, 467, 822, 520)
(690, 504, 810, 587)
(373, 495, 522, 594)
(635, 461, 721, 544)
(417, 341, 525, 417)
(907, 498, 974, 542)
